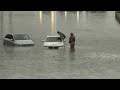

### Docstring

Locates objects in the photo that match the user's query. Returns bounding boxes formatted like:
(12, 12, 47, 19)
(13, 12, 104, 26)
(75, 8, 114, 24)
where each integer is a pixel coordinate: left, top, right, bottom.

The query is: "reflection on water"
(65, 11, 67, 22)
(39, 11, 42, 24)
(9, 11, 13, 33)
(69, 48, 75, 60)
(0, 12, 3, 40)
(54, 11, 57, 33)
(3, 45, 14, 60)
(51, 11, 58, 34)
(51, 11, 55, 34)
(1, 11, 14, 37)
(77, 11, 79, 24)
(82, 11, 87, 28)
(70, 48, 75, 53)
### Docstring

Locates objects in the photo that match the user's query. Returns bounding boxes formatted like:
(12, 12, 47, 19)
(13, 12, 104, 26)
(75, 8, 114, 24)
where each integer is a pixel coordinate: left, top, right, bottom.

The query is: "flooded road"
(0, 11, 120, 79)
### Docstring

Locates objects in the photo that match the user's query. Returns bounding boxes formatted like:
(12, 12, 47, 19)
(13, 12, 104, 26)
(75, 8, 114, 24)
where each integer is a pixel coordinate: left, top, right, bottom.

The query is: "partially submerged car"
(3, 33, 34, 46)
(42, 36, 65, 49)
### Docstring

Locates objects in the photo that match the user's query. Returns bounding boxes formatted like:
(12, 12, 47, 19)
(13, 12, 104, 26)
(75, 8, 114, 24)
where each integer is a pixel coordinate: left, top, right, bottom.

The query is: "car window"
(5, 35, 13, 39)
(14, 34, 30, 40)
(46, 37, 62, 42)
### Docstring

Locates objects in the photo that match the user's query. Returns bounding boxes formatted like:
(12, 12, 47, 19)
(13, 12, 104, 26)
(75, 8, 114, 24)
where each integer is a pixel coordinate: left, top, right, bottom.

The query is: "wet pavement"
(0, 11, 120, 79)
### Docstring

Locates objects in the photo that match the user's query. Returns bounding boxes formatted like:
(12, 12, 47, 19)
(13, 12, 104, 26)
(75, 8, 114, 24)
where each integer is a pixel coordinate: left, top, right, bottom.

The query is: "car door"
(4, 34, 14, 45)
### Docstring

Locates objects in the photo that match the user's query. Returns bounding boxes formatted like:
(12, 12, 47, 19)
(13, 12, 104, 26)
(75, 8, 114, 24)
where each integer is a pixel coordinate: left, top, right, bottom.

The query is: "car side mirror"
(42, 40, 44, 42)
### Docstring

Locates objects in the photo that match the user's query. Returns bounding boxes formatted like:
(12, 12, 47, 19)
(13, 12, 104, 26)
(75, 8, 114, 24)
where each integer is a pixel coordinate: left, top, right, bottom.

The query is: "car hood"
(14, 40, 34, 45)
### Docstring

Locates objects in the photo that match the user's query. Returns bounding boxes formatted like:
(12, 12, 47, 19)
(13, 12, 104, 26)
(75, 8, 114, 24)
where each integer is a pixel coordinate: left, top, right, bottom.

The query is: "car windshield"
(14, 34, 30, 40)
(46, 37, 62, 42)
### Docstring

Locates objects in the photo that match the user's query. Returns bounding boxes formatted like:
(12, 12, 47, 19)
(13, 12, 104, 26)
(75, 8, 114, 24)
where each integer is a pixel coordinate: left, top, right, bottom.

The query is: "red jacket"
(69, 36, 75, 44)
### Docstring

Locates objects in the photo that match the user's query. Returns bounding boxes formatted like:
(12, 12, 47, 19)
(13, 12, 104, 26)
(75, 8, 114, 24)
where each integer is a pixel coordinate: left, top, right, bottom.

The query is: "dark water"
(0, 11, 120, 79)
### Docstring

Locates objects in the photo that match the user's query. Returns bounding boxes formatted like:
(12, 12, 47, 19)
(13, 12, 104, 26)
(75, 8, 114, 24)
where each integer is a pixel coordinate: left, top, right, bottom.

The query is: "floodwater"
(0, 11, 120, 79)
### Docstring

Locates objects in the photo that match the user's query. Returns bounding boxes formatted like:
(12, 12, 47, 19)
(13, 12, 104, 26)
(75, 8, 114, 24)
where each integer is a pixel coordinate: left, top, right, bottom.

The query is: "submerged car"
(42, 36, 65, 49)
(3, 33, 34, 46)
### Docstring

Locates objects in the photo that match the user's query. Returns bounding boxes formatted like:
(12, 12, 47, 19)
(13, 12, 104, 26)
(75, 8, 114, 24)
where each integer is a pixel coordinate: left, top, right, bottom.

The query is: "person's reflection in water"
(69, 48, 75, 60)
(4, 45, 14, 60)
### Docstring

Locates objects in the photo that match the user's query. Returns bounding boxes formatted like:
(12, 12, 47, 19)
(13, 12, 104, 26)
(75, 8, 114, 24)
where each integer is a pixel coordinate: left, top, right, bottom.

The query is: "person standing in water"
(69, 33, 75, 49)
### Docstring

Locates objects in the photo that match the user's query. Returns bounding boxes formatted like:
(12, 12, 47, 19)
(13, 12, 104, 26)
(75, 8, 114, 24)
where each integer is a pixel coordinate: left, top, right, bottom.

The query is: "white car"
(3, 33, 34, 46)
(42, 36, 65, 49)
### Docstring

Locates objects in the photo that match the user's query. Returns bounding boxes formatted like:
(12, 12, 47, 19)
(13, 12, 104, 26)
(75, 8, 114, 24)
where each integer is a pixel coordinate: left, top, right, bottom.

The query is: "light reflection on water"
(65, 11, 67, 22)
(39, 11, 42, 24)
(51, 11, 55, 34)
(77, 11, 79, 24)
(0, 11, 120, 78)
